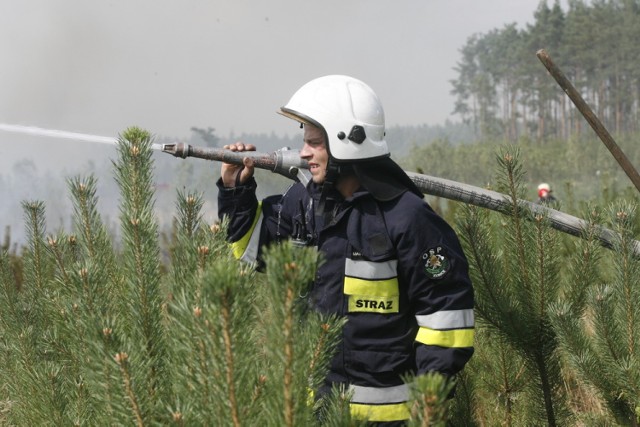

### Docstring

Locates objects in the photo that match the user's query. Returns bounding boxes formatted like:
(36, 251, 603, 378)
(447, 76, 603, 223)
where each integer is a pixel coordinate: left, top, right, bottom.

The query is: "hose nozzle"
(161, 142, 310, 182)
(161, 142, 189, 158)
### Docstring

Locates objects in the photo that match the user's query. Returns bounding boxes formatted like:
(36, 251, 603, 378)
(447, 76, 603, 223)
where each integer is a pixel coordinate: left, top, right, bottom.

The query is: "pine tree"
(16, 128, 630, 425)
(457, 146, 570, 426)
(550, 200, 640, 425)
(0, 126, 366, 425)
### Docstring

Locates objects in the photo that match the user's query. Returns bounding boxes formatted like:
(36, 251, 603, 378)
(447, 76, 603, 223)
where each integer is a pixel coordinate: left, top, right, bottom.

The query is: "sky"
(0, 0, 568, 242)
(0, 1, 565, 147)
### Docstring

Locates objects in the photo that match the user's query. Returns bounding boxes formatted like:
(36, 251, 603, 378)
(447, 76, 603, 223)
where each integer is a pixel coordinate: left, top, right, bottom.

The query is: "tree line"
(451, 0, 640, 141)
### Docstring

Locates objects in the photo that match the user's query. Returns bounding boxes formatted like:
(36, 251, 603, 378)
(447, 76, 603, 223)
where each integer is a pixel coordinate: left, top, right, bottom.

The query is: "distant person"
(537, 182, 557, 204)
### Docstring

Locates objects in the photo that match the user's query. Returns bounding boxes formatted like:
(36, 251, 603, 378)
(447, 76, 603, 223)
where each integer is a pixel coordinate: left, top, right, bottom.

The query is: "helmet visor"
(278, 107, 318, 127)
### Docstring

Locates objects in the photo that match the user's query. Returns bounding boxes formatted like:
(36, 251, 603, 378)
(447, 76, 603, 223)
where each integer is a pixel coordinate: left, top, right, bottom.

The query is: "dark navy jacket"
(217, 177, 474, 422)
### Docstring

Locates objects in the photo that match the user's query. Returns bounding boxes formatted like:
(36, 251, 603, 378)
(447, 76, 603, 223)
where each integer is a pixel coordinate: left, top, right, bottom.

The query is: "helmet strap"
(315, 159, 342, 226)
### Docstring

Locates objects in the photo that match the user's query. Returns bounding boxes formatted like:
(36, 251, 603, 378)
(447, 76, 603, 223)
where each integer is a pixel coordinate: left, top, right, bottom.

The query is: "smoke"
(0, 130, 289, 250)
(0, 0, 558, 247)
(0, 133, 210, 248)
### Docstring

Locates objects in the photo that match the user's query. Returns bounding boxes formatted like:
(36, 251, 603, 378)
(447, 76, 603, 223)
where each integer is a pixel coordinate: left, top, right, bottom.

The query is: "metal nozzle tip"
(161, 143, 188, 158)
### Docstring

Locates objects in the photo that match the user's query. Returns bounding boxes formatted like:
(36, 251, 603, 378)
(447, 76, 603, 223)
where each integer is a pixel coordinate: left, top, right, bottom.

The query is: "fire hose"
(162, 142, 640, 256)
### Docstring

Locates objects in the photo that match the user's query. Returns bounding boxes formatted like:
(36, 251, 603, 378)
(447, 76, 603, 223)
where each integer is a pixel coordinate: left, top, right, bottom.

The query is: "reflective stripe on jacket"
(349, 384, 410, 422)
(218, 177, 474, 422)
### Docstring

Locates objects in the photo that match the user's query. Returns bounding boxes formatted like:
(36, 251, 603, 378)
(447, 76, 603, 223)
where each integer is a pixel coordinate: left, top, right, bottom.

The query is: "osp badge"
(422, 246, 450, 279)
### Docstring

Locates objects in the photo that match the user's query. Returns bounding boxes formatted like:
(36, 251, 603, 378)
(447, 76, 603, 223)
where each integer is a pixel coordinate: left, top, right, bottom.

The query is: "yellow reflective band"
(415, 327, 474, 348)
(306, 387, 314, 407)
(348, 295, 399, 313)
(344, 276, 399, 297)
(350, 402, 410, 422)
(231, 202, 263, 260)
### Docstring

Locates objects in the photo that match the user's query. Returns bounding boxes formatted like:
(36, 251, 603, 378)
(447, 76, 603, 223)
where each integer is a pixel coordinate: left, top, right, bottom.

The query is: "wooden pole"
(536, 48, 640, 194)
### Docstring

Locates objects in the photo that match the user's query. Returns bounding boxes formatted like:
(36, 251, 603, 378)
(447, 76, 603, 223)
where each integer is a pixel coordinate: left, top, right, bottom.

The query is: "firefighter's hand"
(221, 142, 256, 188)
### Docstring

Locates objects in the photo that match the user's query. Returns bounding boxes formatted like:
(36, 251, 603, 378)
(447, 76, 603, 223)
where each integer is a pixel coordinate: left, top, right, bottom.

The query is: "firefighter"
(537, 182, 557, 204)
(217, 75, 474, 425)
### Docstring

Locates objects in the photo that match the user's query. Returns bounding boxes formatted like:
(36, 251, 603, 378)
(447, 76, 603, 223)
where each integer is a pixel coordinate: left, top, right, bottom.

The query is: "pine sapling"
(551, 200, 640, 425)
(458, 146, 569, 426)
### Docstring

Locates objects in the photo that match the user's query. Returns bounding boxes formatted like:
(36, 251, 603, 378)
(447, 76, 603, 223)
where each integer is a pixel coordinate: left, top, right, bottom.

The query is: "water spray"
(0, 123, 164, 151)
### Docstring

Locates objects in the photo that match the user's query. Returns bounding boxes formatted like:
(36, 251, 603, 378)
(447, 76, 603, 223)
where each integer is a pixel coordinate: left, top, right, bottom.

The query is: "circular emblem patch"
(422, 247, 450, 279)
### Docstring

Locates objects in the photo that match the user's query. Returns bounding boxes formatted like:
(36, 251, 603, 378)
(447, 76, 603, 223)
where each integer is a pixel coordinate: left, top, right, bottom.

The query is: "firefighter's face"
(300, 124, 328, 184)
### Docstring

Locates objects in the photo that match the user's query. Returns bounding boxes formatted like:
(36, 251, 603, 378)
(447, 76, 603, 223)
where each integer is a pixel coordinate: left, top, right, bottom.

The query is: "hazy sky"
(1, 0, 564, 147)
(1, 1, 573, 244)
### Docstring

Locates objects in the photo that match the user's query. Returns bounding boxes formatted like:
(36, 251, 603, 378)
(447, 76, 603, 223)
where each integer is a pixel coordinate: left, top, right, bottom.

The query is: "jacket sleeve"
(216, 177, 300, 266)
(390, 196, 475, 377)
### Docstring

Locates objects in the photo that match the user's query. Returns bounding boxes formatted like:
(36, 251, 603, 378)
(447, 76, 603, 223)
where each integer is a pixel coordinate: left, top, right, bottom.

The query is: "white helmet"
(279, 75, 389, 162)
